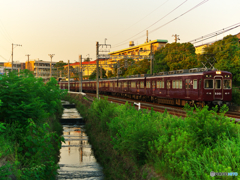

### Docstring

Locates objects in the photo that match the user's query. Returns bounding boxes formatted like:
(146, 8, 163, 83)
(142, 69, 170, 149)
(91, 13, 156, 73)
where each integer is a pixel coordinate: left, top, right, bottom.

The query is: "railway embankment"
(0, 71, 66, 179)
(64, 92, 240, 180)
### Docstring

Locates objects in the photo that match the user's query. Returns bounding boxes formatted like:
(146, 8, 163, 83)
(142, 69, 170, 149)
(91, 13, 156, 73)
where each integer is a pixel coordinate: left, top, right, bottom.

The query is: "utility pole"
(25, 54, 30, 70)
(11, 43, 22, 71)
(96, 42, 99, 99)
(48, 54, 55, 79)
(146, 30, 148, 43)
(150, 43, 153, 74)
(79, 55, 82, 92)
(172, 34, 180, 43)
(68, 60, 70, 91)
(96, 39, 111, 98)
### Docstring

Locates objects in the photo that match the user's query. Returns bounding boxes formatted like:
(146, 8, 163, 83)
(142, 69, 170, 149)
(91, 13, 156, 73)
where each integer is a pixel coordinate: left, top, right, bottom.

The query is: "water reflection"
(58, 125, 104, 180)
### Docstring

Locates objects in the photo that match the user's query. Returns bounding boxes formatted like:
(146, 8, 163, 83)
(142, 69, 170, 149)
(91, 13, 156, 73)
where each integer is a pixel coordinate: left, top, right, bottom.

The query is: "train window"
(204, 79, 213, 89)
(157, 81, 160, 88)
(63, 84, 65, 87)
(179, 80, 182, 89)
(172, 80, 175, 89)
(146, 81, 150, 88)
(224, 80, 231, 89)
(140, 81, 144, 88)
(176, 80, 179, 89)
(215, 80, 221, 89)
(105, 82, 108, 87)
(118, 82, 121, 88)
(185, 79, 190, 89)
(110, 82, 113, 87)
(162, 81, 164, 88)
(152, 81, 155, 89)
(131, 82, 136, 88)
(124, 82, 127, 88)
(73, 84, 75, 87)
(193, 80, 197, 89)
(167, 81, 170, 89)
(83, 84, 85, 87)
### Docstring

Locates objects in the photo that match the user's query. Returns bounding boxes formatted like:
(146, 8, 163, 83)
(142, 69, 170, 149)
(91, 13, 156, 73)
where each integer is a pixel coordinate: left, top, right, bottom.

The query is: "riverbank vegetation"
(0, 71, 66, 179)
(65, 94, 240, 180)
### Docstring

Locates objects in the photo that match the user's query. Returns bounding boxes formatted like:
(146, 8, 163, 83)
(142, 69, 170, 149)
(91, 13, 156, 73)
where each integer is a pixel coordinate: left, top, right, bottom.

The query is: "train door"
(214, 76, 223, 100)
(166, 80, 170, 96)
(152, 80, 156, 95)
(136, 81, 139, 93)
(193, 79, 199, 99)
(185, 79, 190, 98)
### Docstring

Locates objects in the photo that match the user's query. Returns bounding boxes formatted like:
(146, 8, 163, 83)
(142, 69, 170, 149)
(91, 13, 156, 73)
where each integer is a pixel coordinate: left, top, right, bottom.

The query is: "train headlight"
(216, 71, 221, 74)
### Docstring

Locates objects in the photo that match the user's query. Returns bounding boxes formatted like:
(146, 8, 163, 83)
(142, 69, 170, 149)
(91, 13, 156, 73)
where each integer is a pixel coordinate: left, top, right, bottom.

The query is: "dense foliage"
(89, 67, 107, 80)
(84, 97, 240, 180)
(153, 42, 198, 73)
(0, 70, 66, 179)
(199, 35, 240, 83)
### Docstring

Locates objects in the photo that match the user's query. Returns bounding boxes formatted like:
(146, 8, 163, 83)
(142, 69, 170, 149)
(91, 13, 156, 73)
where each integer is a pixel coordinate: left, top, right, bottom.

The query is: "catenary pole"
(79, 55, 82, 92)
(68, 60, 70, 91)
(48, 54, 55, 79)
(96, 42, 99, 99)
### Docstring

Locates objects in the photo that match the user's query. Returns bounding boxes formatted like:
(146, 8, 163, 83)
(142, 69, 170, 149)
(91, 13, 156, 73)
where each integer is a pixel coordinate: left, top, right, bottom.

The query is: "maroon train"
(58, 68, 232, 107)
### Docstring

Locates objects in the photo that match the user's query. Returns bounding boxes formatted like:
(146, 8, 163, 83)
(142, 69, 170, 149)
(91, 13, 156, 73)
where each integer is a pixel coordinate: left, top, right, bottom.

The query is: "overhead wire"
(0, 19, 13, 43)
(109, 0, 170, 39)
(112, 0, 188, 48)
(188, 22, 240, 44)
(112, 0, 209, 49)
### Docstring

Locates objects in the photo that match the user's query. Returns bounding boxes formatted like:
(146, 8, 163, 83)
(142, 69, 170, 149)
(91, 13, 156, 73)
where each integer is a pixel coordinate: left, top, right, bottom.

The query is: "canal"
(57, 101, 104, 179)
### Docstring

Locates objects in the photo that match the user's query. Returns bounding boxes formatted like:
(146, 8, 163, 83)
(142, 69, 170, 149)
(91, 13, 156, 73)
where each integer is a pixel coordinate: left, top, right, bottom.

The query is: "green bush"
(86, 97, 240, 180)
(232, 87, 240, 105)
(0, 71, 66, 179)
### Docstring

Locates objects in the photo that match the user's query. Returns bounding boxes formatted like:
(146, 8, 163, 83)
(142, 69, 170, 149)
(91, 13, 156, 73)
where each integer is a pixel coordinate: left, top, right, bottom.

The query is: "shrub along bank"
(65, 94, 240, 180)
(0, 71, 66, 180)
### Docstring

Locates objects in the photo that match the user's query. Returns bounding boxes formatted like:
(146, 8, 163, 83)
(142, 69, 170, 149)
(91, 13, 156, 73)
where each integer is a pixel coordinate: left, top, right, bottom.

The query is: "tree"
(123, 59, 150, 76)
(153, 42, 198, 73)
(54, 61, 67, 71)
(89, 67, 107, 80)
(198, 35, 240, 83)
(84, 58, 90, 62)
(107, 70, 114, 77)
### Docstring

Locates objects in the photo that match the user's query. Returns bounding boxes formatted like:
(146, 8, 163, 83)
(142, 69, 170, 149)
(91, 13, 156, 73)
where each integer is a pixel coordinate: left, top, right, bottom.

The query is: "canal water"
(57, 102, 104, 179)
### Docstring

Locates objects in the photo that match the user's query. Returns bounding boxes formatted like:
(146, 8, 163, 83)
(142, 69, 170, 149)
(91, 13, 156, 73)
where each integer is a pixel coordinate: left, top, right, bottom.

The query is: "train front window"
(204, 79, 213, 89)
(215, 79, 221, 89)
(224, 80, 231, 89)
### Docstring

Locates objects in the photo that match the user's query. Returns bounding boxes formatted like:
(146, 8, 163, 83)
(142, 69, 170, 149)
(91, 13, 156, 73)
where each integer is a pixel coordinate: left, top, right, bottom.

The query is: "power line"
(0, 19, 14, 43)
(110, 0, 170, 39)
(112, 0, 188, 48)
(188, 22, 240, 44)
(112, 0, 209, 49)
(0, 54, 9, 61)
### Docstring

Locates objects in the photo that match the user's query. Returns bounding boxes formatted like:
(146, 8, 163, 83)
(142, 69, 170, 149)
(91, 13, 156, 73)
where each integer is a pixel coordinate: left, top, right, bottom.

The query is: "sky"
(0, 0, 239, 64)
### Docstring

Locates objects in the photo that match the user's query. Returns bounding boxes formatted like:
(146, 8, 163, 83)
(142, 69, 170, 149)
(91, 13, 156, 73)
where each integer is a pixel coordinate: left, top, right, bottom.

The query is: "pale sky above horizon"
(0, 0, 239, 64)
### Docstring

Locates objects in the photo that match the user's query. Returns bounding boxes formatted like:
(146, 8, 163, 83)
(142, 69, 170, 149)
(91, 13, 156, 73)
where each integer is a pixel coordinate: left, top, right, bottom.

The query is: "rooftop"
(109, 39, 168, 54)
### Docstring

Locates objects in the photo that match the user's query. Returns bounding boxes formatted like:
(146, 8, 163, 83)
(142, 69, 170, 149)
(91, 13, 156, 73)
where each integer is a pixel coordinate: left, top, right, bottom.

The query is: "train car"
(59, 81, 77, 91)
(59, 68, 232, 108)
(145, 69, 232, 107)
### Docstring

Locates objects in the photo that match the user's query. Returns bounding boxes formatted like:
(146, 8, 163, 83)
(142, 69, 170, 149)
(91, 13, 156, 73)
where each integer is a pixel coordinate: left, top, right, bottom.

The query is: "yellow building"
(108, 39, 168, 61)
(195, 44, 208, 54)
(64, 59, 114, 79)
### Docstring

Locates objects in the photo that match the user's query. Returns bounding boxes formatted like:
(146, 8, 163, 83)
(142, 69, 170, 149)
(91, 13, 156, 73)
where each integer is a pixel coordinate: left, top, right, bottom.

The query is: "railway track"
(85, 92, 240, 123)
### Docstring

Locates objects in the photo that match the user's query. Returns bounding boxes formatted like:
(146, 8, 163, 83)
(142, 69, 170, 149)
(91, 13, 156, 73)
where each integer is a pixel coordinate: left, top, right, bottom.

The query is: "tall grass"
(85, 97, 240, 180)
